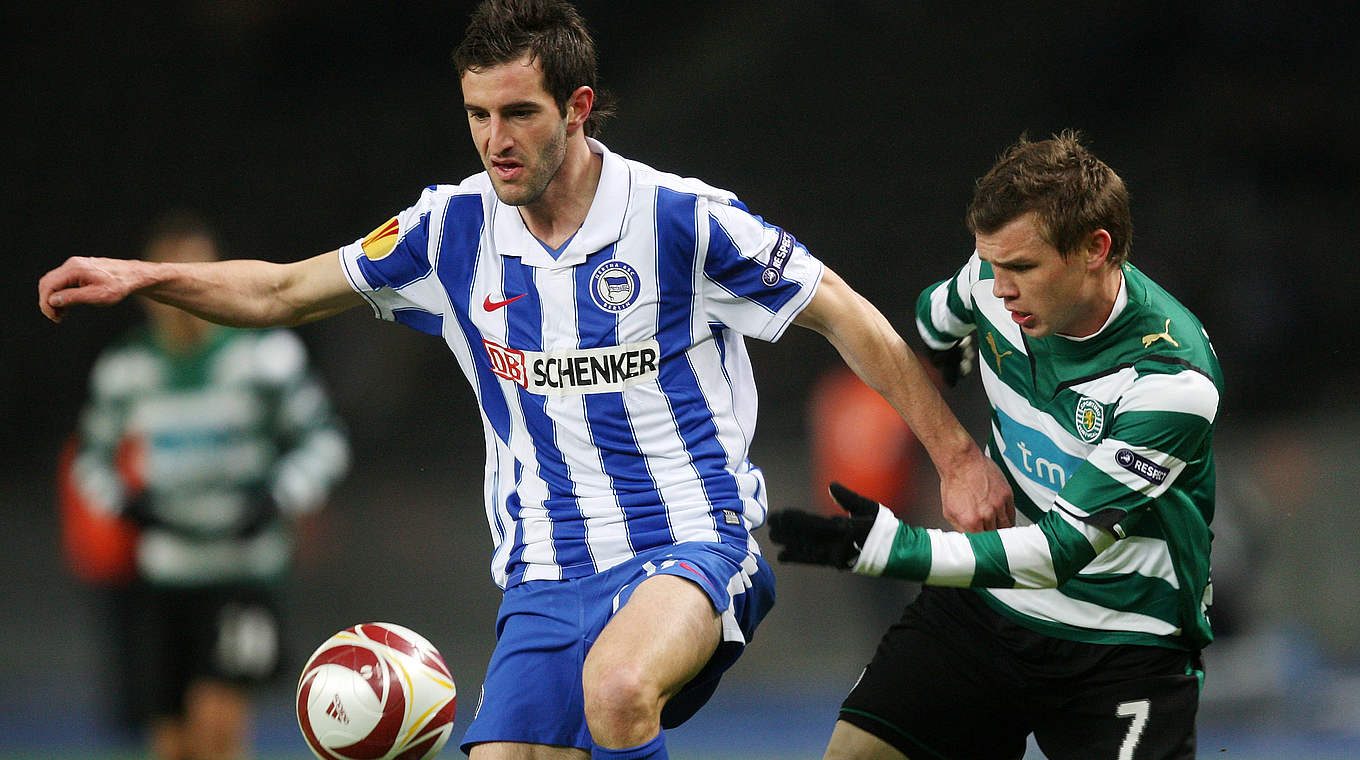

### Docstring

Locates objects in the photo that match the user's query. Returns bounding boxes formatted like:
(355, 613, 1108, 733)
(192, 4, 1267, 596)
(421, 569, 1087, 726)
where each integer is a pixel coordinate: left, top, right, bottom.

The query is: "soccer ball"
(297, 622, 457, 760)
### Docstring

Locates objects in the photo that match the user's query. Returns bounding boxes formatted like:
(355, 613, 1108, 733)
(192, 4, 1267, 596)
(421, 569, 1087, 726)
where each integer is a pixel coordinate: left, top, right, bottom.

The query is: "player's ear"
(1084, 229, 1113, 271)
(565, 86, 594, 133)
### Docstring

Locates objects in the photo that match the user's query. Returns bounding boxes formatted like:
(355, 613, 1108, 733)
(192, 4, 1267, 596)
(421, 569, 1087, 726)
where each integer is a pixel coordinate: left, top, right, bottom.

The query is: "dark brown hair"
(142, 209, 219, 260)
(452, 0, 616, 137)
(967, 130, 1131, 265)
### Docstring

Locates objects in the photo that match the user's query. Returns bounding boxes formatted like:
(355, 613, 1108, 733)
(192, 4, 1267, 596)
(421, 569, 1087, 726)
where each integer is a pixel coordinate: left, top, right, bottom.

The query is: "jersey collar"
(490, 137, 630, 269)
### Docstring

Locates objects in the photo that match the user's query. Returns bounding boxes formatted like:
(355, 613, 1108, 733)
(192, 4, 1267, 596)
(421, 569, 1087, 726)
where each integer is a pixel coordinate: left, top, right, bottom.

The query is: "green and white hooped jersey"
(74, 326, 350, 586)
(864, 256, 1222, 651)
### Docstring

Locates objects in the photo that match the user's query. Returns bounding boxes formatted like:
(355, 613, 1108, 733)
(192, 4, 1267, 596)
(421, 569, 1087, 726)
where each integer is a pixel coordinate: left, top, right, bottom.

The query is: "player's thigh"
(616, 544, 775, 729)
(461, 581, 596, 752)
(120, 585, 183, 721)
(1033, 671, 1200, 760)
(837, 588, 1029, 760)
(584, 573, 722, 699)
(182, 584, 284, 684)
(469, 741, 589, 760)
(823, 720, 908, 760)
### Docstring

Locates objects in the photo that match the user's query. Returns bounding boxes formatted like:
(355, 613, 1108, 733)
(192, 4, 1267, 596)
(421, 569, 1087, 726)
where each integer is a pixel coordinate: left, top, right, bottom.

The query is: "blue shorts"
(460, 542, 775, 753)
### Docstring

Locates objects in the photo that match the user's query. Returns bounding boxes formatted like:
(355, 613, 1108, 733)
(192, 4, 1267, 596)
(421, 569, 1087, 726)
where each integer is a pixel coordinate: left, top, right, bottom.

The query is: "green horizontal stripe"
(883, 523, 933, 582)
(1040, 511, 1099, 582)
(1057, 465, 1161, 526)
(967, 531, 1014, 588)
(1062, 572, 1181, 623)
(1110, 409, 1211, 460)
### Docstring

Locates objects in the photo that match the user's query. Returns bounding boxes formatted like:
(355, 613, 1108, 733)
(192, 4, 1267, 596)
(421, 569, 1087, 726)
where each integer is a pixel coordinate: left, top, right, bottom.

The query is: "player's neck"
(520, 136, 603, 249)
(1061, 266, 1124, 339)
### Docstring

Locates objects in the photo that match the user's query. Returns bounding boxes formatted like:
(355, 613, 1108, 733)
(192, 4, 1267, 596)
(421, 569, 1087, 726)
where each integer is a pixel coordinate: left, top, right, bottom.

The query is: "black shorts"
(840, 587, 1202, 760)
(114, 582, 285, 723)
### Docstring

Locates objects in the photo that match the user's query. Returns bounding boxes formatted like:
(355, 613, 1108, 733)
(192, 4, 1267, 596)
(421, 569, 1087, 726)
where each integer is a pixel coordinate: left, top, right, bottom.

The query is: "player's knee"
(582, 658, 659, 733)
(823, 719, 909, 760)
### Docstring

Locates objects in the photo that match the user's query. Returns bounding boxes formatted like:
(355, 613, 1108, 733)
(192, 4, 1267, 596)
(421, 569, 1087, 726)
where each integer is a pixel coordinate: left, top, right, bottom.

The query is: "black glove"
(121, 489, 279, 539)
(928, 334, 976, 388)
(232, 488, 281, 539)
(121, 492, 157, 527)
(768, 482, 881, 569)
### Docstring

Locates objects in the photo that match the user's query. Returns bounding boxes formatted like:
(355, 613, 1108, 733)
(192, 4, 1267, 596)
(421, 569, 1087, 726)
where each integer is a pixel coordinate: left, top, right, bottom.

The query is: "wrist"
(925, 427, 984, 476)
(850, 505, 899, 576)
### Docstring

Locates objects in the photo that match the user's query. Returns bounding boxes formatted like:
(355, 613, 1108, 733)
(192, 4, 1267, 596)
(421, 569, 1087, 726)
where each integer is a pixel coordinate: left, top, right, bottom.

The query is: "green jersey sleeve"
(915, 253, 982, 350)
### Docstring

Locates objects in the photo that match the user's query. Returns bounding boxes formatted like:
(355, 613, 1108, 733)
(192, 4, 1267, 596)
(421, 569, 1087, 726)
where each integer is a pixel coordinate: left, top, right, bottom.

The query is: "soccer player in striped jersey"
(37, 1, 1014, 758)
(771, 131, 1223, 759)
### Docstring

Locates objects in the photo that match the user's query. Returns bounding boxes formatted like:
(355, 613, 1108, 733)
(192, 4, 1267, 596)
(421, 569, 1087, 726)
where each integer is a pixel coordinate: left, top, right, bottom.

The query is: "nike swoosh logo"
(483, 293, 526, 311)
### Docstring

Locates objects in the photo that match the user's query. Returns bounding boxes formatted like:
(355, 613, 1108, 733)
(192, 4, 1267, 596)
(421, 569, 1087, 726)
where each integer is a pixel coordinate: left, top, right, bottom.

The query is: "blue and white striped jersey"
(339, 139, 824, 589)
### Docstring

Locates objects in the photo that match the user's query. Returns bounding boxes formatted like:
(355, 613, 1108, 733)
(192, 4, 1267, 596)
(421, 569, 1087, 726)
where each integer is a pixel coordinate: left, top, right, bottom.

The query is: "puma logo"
(1141, 319, 1179, 349)
(985, 332, 1012, 373)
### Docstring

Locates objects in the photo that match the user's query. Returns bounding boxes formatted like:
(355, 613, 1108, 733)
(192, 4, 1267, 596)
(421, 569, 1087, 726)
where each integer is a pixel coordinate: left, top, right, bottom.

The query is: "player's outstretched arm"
(39, 251, 361, 327)
(771, 483, 1115, 587)
(794, 266, 1014, 531)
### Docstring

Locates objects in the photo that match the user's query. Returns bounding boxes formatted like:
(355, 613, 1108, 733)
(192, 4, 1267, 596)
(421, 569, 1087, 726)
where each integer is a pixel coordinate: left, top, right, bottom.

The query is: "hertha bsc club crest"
(1075, 397, 1105, 443)
(590, 261, 641, 312)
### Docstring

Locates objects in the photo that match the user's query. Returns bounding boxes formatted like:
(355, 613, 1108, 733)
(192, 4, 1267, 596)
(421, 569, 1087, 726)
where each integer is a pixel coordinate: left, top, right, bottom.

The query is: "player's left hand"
(233, 488, 281, 538)
(928, 334, 976, 388)
(768, 483, 885, 569)
(939, 450, 1015, 532)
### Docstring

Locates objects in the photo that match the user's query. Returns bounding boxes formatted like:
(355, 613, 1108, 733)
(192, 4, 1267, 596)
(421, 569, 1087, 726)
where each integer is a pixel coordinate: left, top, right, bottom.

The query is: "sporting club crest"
(1074, 396, 1105, 443)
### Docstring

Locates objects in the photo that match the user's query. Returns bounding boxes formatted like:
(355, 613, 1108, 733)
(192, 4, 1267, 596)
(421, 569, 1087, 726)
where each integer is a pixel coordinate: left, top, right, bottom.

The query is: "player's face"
(976, 213, 1105, 338)
(461, 55, 569, 208)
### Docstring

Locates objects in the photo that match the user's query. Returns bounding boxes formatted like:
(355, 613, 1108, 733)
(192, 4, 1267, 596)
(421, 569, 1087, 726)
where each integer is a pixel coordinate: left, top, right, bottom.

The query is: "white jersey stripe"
(1119, 370, 1220, 422)
(924, 529, 977, 586)
(997, 525, 1060, 588)
(1080, 535, 1180, 589)
(987, 587, 1181, 637)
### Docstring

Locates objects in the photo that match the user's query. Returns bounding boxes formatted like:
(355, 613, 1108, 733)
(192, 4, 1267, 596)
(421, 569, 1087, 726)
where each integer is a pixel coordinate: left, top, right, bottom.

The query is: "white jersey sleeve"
(700, 199, 824, 342)
(338, 184, 473, 333)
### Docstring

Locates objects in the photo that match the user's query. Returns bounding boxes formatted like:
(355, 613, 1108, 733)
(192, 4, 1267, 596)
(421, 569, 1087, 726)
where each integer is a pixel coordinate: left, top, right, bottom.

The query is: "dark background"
(4, 1, 1359, 756)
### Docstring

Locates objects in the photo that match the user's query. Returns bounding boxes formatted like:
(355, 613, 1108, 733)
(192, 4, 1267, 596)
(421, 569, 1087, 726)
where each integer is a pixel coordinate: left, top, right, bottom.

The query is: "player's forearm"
(876, 346, 980, 473)
(140, 258, 319, 327)
(853, 507, 1114, 587)
(796, 267, 1013, 531)
(806, 273, 982, 472)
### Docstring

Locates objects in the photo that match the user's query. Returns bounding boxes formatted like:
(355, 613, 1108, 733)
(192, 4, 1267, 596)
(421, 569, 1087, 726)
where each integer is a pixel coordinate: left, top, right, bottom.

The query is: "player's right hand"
(928, 334, 976, 387)
(939, 450, 1015, 532)
(38, 256, 144, 322)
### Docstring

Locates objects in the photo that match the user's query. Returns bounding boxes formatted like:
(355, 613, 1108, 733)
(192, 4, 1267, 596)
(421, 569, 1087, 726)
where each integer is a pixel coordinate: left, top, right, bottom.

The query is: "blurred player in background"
(771, 131, 1223, 759)
(38, 1, 1012, 757)
(68, 211, 350, 760)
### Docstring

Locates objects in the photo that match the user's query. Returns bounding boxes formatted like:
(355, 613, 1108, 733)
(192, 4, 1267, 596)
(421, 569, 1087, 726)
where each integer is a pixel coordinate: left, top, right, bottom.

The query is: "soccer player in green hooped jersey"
(771, 131, 1222, 760)
(71, 212, 350, 760)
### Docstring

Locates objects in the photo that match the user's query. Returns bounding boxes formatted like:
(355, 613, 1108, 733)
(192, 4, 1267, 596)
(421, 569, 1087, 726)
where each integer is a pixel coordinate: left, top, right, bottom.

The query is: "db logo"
(484, 340, 527, 387)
